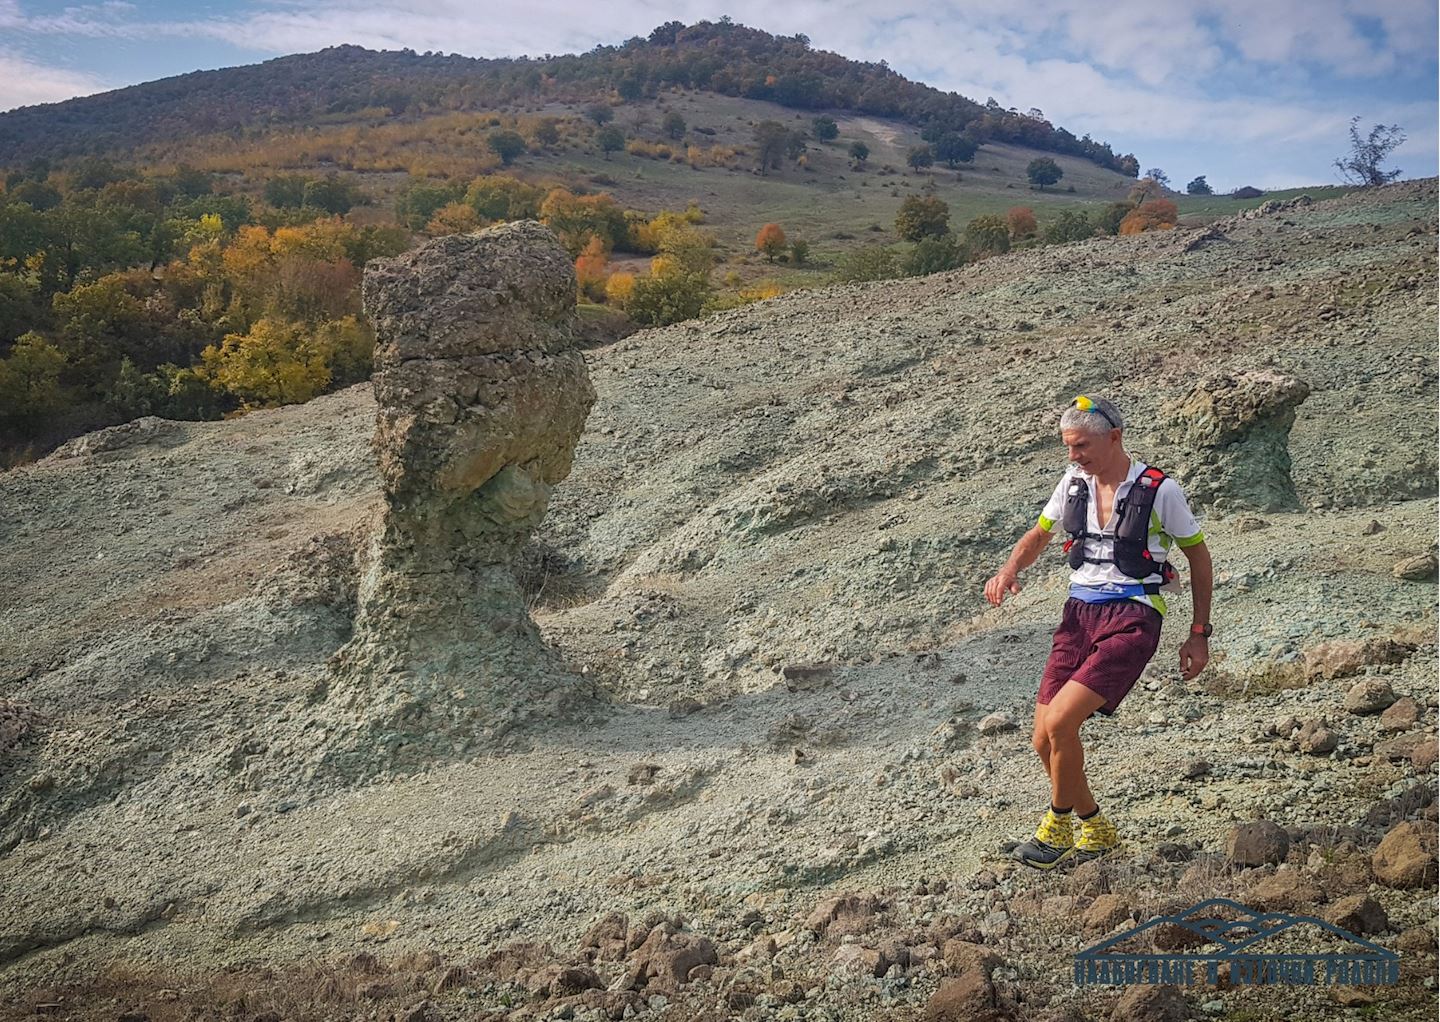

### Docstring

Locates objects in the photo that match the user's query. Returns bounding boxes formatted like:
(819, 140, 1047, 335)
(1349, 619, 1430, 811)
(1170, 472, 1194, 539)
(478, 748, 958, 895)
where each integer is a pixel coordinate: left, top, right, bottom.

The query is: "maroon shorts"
(1038, 598, 1163, 716)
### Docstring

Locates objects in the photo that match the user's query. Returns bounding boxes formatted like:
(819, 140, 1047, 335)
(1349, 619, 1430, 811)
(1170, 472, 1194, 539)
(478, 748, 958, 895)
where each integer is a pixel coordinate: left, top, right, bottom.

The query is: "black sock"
(1050, 804, 1072, 815)
(1078, 805, 1101, 820)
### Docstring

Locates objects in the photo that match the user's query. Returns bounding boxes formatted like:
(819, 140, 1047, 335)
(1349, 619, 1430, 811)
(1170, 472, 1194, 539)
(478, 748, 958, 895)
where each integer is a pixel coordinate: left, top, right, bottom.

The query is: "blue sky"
(1, 0, 1434, 190)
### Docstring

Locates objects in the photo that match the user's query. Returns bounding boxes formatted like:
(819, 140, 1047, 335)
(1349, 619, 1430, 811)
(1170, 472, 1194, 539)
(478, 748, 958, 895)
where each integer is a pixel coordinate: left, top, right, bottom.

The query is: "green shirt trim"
(1038, 514, 1056, 532)
(1175, 531, 1206, 549)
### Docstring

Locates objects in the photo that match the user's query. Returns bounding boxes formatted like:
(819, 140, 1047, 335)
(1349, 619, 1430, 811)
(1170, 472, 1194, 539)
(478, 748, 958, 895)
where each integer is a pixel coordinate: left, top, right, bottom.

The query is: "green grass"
(1174, 183, 1361, 223)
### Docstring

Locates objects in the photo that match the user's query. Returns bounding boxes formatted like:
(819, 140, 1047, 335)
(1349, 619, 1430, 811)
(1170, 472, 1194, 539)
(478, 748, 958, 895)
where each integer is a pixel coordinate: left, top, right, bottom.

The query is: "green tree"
(1185, 175, 1213, 196)
(848, 140, 870, 166)
(1027, 157, 1063, 190)
(533, 119, 561, 147)
(0, 332, 68, 432)
(965, 215, 1010, 255)
(302, 174, 364, 214)
(906, 144, 934, 173)
(662, 111, 687, 140)
(624, 271, 711, 326)
(264, 175, 309, 208)
(1095, 202, 1133, 236)
(0, 273, 38, 343)
(934, 133, 977, 168)
(1044, 209, 1094, 243)
(1144, 168, 1170, 188)
(585, 103, 614, 126)
(789, 239, 810, 266)
(812, 116, 839, 141)
(487, 130, 528, 166)
(904, 234, 963, 276)
(395, 179, 465, 230)
(754, 120, 791, 175)
(895, 195, 950, 241)
(596, 125, 626, 159)
(105, 355, 166, 421)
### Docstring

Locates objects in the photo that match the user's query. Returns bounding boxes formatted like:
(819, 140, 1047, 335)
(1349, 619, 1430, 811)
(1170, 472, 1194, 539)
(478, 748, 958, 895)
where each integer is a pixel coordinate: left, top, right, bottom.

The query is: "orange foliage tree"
(1006, 206, 1038, 239)
(1118, 199, 1178, 235)
(575, 236, 609, 302)
(755, 223, 787, 262)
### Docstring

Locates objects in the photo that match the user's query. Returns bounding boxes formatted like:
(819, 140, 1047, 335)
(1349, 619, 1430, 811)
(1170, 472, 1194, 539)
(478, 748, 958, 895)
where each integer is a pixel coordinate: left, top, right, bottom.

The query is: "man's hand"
(985, 570, 1022, 607)
(1179, 635, 1209, 680)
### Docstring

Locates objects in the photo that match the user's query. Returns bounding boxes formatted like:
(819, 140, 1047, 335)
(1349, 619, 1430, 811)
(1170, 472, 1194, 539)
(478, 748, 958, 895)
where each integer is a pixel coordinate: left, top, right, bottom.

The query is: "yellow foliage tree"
(201, 317, 331, 408)
(1006, 206, 1038, 239)
(426, 202, 482, 236)
(605, 271, 636, 306)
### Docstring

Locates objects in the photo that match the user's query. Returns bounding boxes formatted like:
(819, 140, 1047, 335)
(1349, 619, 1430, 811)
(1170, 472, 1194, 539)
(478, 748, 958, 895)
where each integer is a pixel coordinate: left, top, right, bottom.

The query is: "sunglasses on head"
(1071, 395, 1119, 429)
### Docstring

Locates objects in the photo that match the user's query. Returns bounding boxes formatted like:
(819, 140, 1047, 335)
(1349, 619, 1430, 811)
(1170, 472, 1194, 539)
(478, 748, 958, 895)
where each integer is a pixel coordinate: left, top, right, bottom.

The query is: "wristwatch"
(1190, 623, 1213, 638)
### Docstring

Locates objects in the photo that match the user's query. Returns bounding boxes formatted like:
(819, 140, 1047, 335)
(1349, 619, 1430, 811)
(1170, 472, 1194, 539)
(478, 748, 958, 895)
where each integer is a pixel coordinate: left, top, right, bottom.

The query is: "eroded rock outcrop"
(1166, 369, 1311, 511)
(321, 221, 598, 770)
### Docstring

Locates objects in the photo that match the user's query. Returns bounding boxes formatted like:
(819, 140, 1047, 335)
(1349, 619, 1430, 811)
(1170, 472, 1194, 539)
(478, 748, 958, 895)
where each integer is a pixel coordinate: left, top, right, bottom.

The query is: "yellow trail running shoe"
(1073, 810, 1119, 863)
(1014, 808, 1075, 871)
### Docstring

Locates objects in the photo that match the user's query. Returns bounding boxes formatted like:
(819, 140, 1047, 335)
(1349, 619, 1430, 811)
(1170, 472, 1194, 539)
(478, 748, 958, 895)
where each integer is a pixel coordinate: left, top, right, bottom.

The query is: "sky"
(1, 0, 1435, 191)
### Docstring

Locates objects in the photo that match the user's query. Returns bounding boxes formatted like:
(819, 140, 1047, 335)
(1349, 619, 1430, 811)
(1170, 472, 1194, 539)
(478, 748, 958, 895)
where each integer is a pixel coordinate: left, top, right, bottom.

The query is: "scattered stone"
(1302, 638, 1412, 681)
(1330, 987, 1375, 1007)
(1226, 821, 1289, 867)
(1294, 720, 1339, 755)
(926, 963, 1005, 1022)
(1360, 519, 1385, 535)
(1371, 821, 1439, 888)
(1393, 551, 1438, 581)
(830, 943, 886, 977)
(627, 763, 660, 786)
(1082, 894, 1131, 933)
(978, 712, 1017, 735)
(1182, 760, 1211, 779)
(627, 926, 717, 991)
(1374, 733, 1427, 762)
(781, 664, 834, 691)
(1413, 738, 1438, 772)
(667, 697, 703, 718)
(1323, 894, 1388, 935)
(1232, 514, 1269, 533)
(1378, 696, 1419, 732)
(1343, 678, 1396, 715)
(580, 912, 629, 961)
(1111, 983, 1193, 1021)
(804, 892, 882, 936)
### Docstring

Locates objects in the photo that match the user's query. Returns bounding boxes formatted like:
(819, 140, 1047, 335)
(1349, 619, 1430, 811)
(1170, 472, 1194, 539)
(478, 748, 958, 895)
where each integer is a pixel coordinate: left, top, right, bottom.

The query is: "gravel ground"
(0, 180, 1435, 1020)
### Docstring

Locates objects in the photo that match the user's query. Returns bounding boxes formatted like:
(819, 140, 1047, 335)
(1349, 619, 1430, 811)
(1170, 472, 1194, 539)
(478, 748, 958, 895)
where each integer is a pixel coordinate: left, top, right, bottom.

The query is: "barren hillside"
(0, 181, 1435, 1021)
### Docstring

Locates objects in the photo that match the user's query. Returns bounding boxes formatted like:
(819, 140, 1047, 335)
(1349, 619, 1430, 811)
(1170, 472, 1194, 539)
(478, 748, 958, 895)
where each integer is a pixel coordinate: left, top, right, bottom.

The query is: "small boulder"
(1344, 679, 1396, 715)
(978, 712, 1018, 735)
(1323, 894, 1388, 935)
(1303, 638, 1411, 682)
(1226, 821, 1289, 867)
(1182, 760, 1211, 780)
(1295, 719, 1339, 755)
(1379, 696, 1419, 733)
(941, 939, 1003, 976)
(1371, 821, 1439, 888)
(1245, 867, 1323, 911)
(1111, 983, 1193, 1021)
(1393, 552, 1438, 582)
(1412, 738, 1438, 772)
(804, 892, 882, 937)
(1082, 894, 1131, 933)
(925, 968, 1004, 1022)
(831, 944, 886, 977)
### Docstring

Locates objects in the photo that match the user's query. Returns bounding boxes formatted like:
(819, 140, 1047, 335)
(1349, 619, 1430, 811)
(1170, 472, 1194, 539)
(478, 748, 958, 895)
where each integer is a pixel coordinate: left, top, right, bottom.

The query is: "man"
(984, 395, 1213, 870)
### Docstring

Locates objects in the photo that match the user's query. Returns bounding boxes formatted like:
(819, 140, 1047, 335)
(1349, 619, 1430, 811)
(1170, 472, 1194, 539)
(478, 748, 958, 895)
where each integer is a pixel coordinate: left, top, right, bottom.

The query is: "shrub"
(895, 195, 950, 241)
(848, 140, 869, 165)
(904, 234, 963, 276)
(1186, 175, 1213, 195)
(1006, 206, 1037, 239)
(1095, 202, 1133, 236)
(965, 215, 1009, 256)
(812, 116, 838, 141)
(487, 130, 527, 166)
(835, 245, 898, 282)
(623, 270, 710, 326)
(789, 239, 810, 266)
(1044, 210, 1094, 243)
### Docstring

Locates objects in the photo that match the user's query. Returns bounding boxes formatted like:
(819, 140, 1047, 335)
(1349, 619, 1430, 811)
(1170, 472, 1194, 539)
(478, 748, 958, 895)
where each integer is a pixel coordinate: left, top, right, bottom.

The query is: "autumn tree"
(1127, 177, 1165, 207)
(1144, 168, 1170, 188)
(574, 235, 609, 302)
(1006, 206, 1037, 239)
(1027, 157, 1063, 190)
(540, 188, 629, 255)
(965, 215, 1010, 256)
(487, 130, 527, 166)
(1334, 117, 1406, 186)
(895, 195, 950, 241)
(201, 317, 330, 408)
(755, 222, 787, 262)
(1186, 175, 1213, 195)
(906, 144, 934, 173)
(1118, 199, 1178, 234)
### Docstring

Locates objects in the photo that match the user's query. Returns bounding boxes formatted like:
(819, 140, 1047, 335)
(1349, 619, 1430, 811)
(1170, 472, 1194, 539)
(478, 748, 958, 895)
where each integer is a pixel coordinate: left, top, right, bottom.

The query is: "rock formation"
(322, 221, 599, 771)
(1165, 369, 1311, 511)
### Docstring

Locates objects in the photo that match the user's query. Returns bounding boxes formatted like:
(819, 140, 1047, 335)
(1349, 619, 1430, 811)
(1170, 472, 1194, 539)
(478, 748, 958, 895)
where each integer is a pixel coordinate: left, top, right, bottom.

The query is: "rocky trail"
(0, 181, 1436, 1021)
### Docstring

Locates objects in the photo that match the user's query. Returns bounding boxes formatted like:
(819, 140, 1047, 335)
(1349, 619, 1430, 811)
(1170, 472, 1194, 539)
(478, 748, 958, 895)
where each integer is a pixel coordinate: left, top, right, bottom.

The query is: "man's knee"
(1042, 707, 1086, 743)
(1032, 730, 1050, 757)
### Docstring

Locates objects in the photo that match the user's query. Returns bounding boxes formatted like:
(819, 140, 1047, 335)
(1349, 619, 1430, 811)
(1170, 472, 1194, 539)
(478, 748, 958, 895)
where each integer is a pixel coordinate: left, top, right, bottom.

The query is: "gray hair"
(1060, 395, 1125, 435)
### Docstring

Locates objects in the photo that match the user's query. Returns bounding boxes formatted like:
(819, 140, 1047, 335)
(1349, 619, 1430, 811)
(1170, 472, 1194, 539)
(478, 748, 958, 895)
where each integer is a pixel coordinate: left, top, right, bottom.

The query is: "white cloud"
(0, 51, 109, 111)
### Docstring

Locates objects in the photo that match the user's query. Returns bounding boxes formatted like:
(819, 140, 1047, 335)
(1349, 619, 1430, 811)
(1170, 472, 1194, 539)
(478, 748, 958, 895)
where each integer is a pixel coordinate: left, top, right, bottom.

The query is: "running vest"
(1061, 466, 1175, 593)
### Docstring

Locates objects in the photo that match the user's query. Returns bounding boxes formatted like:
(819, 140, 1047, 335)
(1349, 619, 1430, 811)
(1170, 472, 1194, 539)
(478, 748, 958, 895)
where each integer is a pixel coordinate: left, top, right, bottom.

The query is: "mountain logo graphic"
(1074, 898, 1400, 987)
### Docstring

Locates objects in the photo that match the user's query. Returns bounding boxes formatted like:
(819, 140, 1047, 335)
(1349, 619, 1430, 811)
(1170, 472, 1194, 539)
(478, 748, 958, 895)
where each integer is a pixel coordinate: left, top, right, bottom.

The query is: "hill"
(0, 21, 1136, 174)
(0, 181, 1435, 1018)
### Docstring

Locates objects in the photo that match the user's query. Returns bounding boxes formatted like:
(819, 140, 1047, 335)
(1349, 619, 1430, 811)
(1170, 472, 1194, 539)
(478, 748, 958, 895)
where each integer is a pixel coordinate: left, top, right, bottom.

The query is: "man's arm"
(984, 525, 1056, 606)
(1178, 539, 1212, 680)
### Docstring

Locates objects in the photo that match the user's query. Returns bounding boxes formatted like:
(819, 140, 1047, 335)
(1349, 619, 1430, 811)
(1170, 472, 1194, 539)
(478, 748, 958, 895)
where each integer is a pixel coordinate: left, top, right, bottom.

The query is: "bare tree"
(1334, 116, 1406, 186)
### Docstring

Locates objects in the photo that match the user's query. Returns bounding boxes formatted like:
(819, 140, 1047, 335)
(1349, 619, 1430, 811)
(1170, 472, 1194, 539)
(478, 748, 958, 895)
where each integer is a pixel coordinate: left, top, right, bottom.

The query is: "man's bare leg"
(1040, 680, 1105, 815)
